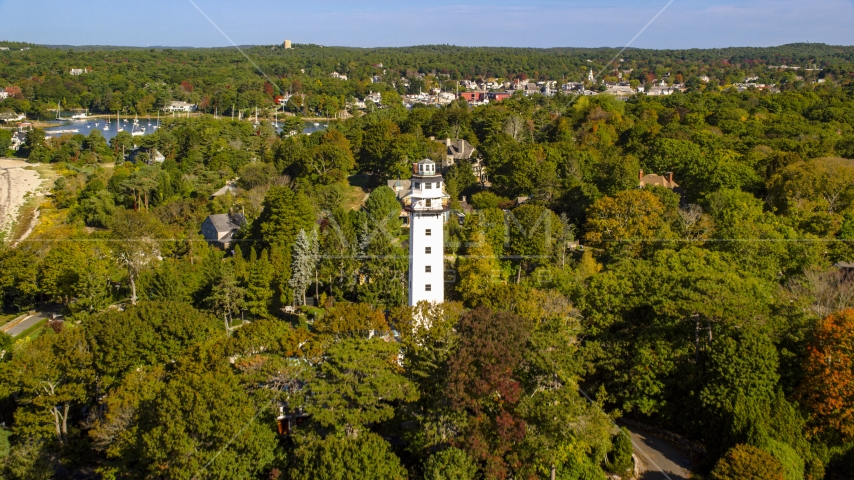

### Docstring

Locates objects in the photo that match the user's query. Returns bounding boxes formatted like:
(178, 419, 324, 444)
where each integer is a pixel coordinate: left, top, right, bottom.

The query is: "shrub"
(711, 444, 785, 480)
(605, 427, 634, 474)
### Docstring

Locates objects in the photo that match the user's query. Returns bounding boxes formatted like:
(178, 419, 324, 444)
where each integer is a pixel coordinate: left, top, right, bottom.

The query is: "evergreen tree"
(245, 249, 274, 319)
(208, 264, 245, 333)
(290, 229, 318, 306)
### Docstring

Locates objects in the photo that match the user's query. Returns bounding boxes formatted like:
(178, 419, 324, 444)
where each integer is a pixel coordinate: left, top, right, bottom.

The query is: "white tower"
(406, 159, 449, 306)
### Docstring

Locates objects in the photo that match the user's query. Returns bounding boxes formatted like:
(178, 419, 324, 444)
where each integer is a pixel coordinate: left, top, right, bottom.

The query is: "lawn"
(344, 175, 370, 210)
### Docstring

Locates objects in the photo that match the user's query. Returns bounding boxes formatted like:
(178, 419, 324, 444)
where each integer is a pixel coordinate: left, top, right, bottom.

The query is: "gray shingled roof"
(447, 139, 476, 160)
(206, 213, 246, 234)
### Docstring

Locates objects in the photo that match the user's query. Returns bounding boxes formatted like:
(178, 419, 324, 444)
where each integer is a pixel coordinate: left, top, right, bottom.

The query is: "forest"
(1, 41, 854, 120)
(2, 42, 854, 479)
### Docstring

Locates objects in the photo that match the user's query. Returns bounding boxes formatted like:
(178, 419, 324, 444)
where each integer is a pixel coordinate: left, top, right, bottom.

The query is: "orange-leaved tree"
(798, 309, 854, 442)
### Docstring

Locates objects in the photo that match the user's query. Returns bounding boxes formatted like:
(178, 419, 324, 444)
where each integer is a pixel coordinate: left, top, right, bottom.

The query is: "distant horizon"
(0, 0, 852, 50)
(4, 41, 854, 51)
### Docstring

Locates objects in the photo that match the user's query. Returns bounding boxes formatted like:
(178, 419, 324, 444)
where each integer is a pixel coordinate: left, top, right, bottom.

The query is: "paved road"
(626, 427, 692, 480)
(2, 312, 48, 337)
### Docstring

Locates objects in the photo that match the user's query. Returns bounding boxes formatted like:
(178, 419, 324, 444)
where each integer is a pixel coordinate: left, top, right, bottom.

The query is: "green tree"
(245, 249, 275, 318)
(109, 210, 162, 305)
(0, 247, 41, 311)
(208, 264, 245, 333)
(700, 327, 780, 455)
(84, 301, 220, 386)
(289, 431, 406, 480)
(362, 186, 402, 237)
(306, 338, 418, 437)
(422, 447, 478, 480)
(456, 231, 502, 307)
(250, 185, 316, 250)
(2, 327, 93, 445)
(138, 364, 277, 480)
(605, 428, 634, 475)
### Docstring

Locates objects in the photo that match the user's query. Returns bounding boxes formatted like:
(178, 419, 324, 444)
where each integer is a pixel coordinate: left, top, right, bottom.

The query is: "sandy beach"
(0, 159, 45, 242)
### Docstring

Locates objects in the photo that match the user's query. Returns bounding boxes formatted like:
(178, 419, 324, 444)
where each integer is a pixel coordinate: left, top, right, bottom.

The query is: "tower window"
(426, 199, 432, 208)
(425, 265, 432, 273)
(425, 247, 432, 254)
(425, 229, 432, 236)
(425, 284, 432, 292)
(414, 182, 420, 189)
(426, 183, 432, 189)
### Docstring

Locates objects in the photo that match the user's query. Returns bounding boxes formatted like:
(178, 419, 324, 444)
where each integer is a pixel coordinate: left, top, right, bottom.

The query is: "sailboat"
(56, 101, 61, 121)
(71, 108, 88, 121)
(131, 116, 145, 137)
(153, 112, 160, 130)
(103, 116, 110, 131)
(116, 112, 124, 133)
(254, 107, 259, 126)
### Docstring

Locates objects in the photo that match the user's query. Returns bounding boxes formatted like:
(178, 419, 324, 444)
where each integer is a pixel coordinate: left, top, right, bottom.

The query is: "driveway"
(1, 305, 62, 337)
(626, 427, 692, 480)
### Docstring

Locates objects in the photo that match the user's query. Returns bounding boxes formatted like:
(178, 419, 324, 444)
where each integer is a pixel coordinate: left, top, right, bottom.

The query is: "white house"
(331, 72, 348, 81)
(164, 101, 197, 113)
(0, 91, 8, 100)
(365, 92, 382, 105)
(70, 68, 89, 76)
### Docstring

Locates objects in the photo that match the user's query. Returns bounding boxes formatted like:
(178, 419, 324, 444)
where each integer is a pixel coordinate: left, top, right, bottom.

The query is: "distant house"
(69, 68, 90, 76)
(471, 158, 488, 185)
(201, 213, 246, 249)
(0, 112, 26, 123)
(639, 170, 680, 191)
(164, 101, 197, 113)
(365, 91, 382, 105)
(459, 91, 486, 103)
(10, 131, 26, 151)
(330, 72, 348, 81)
(0, 91, 8, 100)
(440, 138, 476, 169)
(210, 182, 240, 199)
(387, 179, 412, 226)
(604, 84, 637, 97)
(128, 148, 165, 165)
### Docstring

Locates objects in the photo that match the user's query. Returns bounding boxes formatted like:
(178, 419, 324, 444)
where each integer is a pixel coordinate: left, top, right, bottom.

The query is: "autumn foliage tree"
(798, 309, 854, 443)
(710, 444, 785, 480)
(447, 307, 532, 479)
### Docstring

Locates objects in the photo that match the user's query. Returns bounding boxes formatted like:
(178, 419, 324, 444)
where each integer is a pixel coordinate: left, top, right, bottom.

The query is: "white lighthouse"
(405, 159, 449, 306)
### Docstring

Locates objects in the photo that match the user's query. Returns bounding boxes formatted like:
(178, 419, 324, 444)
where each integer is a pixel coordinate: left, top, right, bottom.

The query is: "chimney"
(413, 163, 419, 175)
(668, 172, 673, 184)
(639, 169, 644, 181)
(446, 137, 452, 147)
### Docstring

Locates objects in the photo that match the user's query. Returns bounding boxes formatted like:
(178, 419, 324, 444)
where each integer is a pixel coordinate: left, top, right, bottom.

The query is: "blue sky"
(0, 0, 852, 48)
